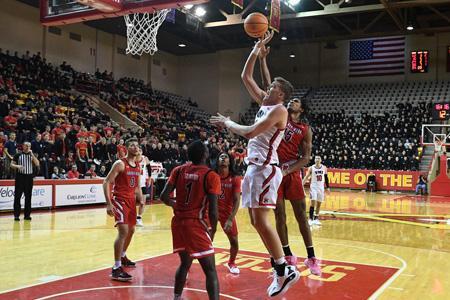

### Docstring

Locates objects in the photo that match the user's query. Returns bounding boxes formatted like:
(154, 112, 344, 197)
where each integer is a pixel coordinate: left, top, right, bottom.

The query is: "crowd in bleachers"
(310, 101, 430, 171)
(0, 49, 245, 179)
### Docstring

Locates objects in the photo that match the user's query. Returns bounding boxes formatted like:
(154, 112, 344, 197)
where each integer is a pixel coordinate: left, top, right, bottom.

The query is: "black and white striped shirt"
(13, 152, 34, 175)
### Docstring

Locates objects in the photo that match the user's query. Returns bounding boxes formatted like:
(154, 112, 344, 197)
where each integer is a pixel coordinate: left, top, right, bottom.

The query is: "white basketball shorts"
(242, 164, 283, 209)
(309, 186, 325, 202)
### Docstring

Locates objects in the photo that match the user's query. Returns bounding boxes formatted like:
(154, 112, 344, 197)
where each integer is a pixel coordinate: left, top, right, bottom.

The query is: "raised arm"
(103, 160, 124, 216)
(210, 105, 287, 140)
(259, 45, 272, 91)
(282, 127, 313, 176)
(241, 31, 274, 104)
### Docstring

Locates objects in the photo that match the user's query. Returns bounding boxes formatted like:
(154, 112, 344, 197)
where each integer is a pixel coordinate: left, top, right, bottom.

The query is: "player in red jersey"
(103, 138, 143, 282)
(259, 45, 322, 276)
(216, 152, 241, 274)
(160, 140, 221, 300)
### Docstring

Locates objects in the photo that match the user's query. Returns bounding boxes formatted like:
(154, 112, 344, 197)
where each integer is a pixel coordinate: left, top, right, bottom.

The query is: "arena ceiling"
(21, 0, 450, 55)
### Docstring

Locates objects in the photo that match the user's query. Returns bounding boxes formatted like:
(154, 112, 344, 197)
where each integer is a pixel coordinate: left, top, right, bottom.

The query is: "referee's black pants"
(14, 174, 34, 218)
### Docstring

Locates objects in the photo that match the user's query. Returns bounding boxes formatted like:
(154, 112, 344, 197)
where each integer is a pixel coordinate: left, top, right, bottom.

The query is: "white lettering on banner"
(0, 185, 52, 211)
(55, 184, 106, 206)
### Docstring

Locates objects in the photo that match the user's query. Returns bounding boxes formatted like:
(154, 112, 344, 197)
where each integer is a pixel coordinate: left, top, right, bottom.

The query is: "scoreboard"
(411, 50, 429, 73)
(432, 103, 450, 120)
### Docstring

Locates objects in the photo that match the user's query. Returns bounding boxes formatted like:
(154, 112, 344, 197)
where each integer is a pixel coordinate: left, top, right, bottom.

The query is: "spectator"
(117, 138, 127, 159)
(4, 132, 17, 178)
(51, 166, 66, 179)
(415, 175, 427, 195)
(67, 165, 80, 179)
(98, 165, 107, 177)
(85, 164, 97, 178)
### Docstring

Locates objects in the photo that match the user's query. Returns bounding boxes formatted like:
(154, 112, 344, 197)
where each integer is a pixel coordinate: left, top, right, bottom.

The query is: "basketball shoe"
(121, 256, 136, 268)
(267, 265, 300, 297)
(227, 263, 240, 274)
(110, 267, 132, 281)
(285, 255, 298, 267)
(136, 217, 144, 227)
(304, 257, 322, 276)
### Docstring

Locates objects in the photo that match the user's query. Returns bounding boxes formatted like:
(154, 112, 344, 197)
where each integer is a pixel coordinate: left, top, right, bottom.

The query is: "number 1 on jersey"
(185, 182, 193, 205)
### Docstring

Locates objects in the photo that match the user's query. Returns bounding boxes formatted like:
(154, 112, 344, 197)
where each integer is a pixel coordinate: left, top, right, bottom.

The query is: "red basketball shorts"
(171, 217, 214, 259)
(277, 171, 306, 201)
(112, 196, 137, 227)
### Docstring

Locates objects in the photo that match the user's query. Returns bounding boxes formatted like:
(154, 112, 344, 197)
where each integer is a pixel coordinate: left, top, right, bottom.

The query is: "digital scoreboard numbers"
(432, 103, 450, 120)
(411, 50, 429, 73)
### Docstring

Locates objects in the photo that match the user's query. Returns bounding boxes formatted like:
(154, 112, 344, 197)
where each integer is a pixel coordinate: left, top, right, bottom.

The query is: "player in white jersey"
(211, 31, 300, 298)
(136, 148, 151, 227)
(304, 156, 330, 226)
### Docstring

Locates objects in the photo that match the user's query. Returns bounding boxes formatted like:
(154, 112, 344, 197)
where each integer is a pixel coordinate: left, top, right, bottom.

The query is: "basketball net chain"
(124, 9, 170, 56)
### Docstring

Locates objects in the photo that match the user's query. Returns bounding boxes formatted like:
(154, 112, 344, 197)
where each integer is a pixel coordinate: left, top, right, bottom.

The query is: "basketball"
(244, 12, 269, 38)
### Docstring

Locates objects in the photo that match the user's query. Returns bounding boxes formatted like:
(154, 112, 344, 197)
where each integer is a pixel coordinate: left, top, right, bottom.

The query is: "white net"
(124, 9, 170, 56)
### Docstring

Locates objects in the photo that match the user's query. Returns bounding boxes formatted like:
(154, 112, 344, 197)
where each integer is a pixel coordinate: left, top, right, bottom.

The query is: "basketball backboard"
(421, 124, 450, 147)
(40, 0, 208, 26)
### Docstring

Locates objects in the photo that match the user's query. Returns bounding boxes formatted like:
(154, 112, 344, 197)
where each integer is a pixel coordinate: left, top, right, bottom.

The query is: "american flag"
(349, 36, 405, 77)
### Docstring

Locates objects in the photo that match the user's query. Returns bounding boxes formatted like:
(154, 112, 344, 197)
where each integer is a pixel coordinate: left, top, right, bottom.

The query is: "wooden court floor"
(0, 189, 449, 299)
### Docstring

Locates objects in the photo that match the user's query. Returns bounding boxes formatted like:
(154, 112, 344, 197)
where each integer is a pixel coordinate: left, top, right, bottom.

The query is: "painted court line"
(35, 286, 242, 300)
(387, 287, 404, 291)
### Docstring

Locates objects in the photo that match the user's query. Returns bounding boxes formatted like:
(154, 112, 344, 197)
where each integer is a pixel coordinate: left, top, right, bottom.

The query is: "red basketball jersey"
(218, 175, 241, 215)
(168, 163, 221, 221)
(112, 158, 141, 200)
(277, 118, 309, 164)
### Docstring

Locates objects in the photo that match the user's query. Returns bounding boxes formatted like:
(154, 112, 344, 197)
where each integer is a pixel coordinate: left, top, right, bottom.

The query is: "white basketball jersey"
(310, 165, 326, 189)
(139, 157, 149, 187)
(245, 104, 285, 166)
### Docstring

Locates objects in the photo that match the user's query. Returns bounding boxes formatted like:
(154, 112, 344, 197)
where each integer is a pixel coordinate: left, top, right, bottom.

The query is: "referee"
(10, 142, 40, 221)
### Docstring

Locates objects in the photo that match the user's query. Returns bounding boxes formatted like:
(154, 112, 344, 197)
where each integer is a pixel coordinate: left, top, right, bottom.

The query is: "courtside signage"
(55, 184, 106, 206)
(0, 185, 52, 210)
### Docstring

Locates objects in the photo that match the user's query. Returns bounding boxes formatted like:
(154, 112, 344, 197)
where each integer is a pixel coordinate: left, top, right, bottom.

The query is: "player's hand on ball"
(106, 204, 114, 216)
(210, 113, 230, 128)
(255, 30, 274, 49)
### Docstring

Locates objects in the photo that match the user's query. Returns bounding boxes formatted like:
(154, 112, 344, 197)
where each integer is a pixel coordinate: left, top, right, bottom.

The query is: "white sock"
(121, 251, 126, 258)
(114, 261, 121, 269)
(274, 257, 286, 265)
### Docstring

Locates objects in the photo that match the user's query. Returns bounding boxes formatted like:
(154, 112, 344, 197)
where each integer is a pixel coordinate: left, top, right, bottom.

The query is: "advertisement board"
(55, 183, 106, 206)
(327, 169, 420, 191)
(0, 185, 52, 210)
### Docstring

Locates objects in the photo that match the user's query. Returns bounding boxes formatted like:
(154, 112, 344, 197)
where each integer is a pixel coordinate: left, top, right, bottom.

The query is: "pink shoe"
(304, 257, 322, 276)
(285, 255, 298, 266)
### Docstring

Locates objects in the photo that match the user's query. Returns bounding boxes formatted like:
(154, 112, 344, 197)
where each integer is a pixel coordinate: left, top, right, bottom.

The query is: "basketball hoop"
(124, 9, 170, 56)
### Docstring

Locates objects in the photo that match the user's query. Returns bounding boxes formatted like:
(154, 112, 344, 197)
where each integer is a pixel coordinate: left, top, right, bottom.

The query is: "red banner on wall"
(326, 169, 421, 191)
(269, 0, 280, 32)
(231, 0, 243, 9)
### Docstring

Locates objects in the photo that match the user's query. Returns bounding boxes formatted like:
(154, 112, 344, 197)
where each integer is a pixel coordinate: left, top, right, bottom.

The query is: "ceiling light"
(195, 7, 206, 17)
(178, 43, 186, 47)
(289, 53, 295, 58)
(184, 4, 194, 9)
(406, 25, 414, 31)
(288, 0, 301, 5)
(344, 0, 352, 3)
(281, 36, 288, 41)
